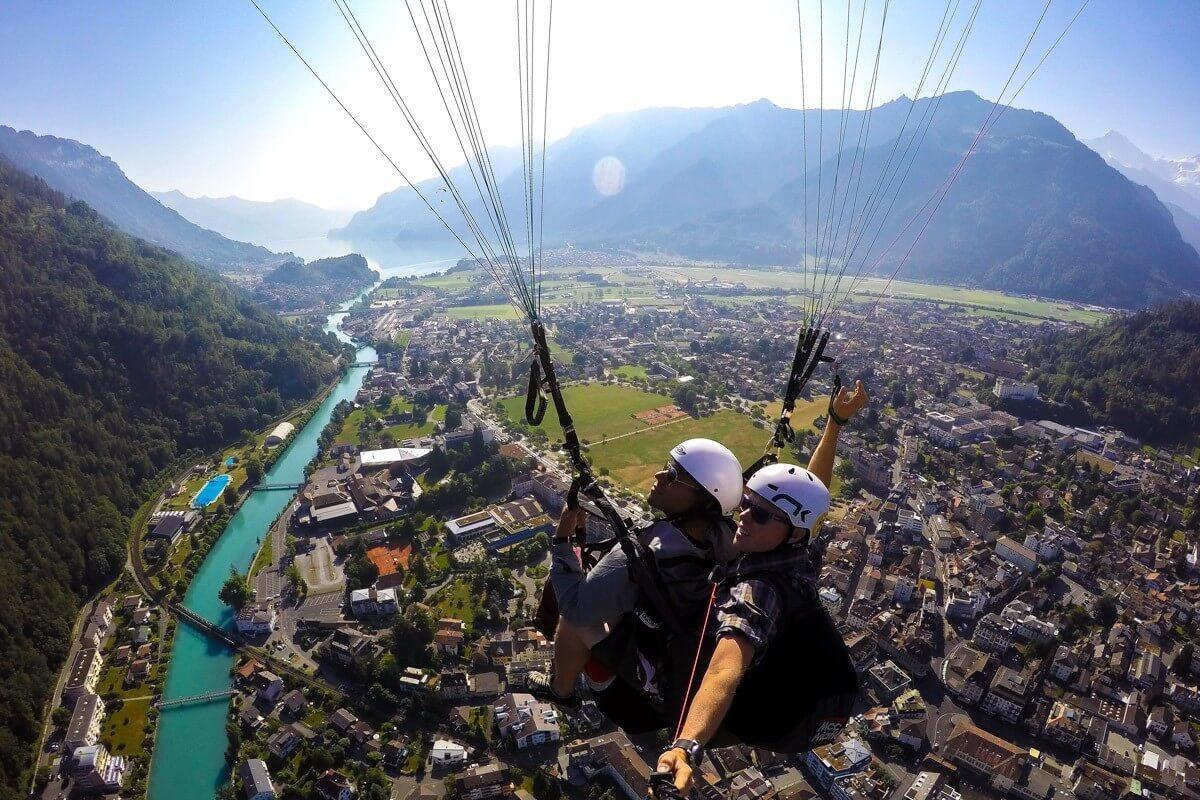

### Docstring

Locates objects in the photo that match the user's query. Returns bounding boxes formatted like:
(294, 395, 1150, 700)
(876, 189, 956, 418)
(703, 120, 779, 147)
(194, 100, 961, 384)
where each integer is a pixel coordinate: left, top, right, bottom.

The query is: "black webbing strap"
(827, 372, 846, 425)
(745, 327, 834, 480)
(528, 320, 685, 635)
(525, 358, 548, 424)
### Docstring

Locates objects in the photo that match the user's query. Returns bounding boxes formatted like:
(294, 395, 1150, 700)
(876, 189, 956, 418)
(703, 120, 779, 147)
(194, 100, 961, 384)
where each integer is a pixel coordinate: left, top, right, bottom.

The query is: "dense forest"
(0, 158, 345, 797)
(1027, 300, 1200, 443)
(254, 253, 377, 313)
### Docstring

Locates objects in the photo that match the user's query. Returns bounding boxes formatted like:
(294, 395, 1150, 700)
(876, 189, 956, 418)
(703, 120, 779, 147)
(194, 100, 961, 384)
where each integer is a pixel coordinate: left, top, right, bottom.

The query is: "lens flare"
(592, 156, 626, 197)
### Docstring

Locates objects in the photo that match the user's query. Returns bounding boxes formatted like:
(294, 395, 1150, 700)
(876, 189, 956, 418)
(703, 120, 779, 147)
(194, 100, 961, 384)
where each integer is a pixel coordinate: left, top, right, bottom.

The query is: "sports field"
(612, 364, 648, 380)
(499, 383, 671, 441)
(500, 383, 840, 492)
(588, 410, 769, 491)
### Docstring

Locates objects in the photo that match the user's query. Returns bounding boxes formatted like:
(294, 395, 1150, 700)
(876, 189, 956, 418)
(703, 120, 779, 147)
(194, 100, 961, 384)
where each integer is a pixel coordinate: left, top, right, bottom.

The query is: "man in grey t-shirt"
(534, 438, 743, 707)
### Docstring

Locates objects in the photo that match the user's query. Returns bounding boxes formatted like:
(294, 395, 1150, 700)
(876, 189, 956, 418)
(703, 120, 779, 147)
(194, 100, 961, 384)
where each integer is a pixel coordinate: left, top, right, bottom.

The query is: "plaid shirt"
(713, 545, 818, 666)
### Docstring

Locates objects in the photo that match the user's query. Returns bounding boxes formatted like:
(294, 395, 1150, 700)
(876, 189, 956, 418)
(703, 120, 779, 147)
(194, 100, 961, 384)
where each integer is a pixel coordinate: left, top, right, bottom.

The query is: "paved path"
(254, 509, 290, 601)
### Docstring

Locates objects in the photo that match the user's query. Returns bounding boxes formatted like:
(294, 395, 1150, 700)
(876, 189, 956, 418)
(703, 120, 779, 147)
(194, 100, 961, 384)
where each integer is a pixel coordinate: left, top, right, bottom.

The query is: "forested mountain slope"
(0, 159, 343, 797)
(0, 125, 288, 274)
(1027, 300, 1200, 443)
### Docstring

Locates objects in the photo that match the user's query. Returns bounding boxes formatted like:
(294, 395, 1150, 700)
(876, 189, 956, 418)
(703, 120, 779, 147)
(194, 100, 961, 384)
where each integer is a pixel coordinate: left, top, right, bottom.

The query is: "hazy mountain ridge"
(658, 93, 1200, 307)
(0, 125, 288, 274)
(151, 190, 353, 248)
(340, 93, 1200, 308)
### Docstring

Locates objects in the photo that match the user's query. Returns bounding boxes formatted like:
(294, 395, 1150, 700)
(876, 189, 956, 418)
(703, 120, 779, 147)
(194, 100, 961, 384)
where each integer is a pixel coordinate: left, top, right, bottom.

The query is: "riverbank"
(145, 295, 377, 800)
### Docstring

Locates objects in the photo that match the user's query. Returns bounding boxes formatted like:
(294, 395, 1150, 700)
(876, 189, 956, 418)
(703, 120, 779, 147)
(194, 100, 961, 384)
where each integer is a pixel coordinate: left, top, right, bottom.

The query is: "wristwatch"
(669, 738, 703, 766)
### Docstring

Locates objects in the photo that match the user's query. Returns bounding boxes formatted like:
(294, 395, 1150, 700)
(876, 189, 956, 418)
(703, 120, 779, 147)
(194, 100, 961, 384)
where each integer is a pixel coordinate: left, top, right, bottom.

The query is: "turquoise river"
(148, 250, 456, 800)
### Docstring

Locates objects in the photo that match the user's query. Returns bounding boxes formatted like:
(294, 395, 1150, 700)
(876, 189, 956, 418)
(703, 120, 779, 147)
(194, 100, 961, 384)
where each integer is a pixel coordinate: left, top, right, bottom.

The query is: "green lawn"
(337, 398, 447, 445)
(429, 577, 479, 621)
(394, 329, 411, 349)
(499, 383, 672, 442)
(815, 277, 1109, 324)
(416, 272, 477, 290)
(100, 696, 153, 758)
(250, 533, 273, 579)
(762, 398, 826, 434)
(612, 365, 648, 380)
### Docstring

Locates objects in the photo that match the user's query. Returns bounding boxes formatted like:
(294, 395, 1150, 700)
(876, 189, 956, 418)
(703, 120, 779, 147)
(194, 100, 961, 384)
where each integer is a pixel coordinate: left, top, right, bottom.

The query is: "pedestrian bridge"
(251, 482, 304, 492)
(156, 690, 236, 710)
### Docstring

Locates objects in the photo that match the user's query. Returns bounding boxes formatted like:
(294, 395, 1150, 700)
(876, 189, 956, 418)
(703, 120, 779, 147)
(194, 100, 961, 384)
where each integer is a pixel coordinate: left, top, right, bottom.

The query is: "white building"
(64, 694, 105, 754)
(71, 744, 127, 793)
(265, 422, 295, 447)
(494, 693, 561, 750)
(235, 604, 276, 637)
(994, 380, 1039, 401)
(995, 536, 1039, 573)
(431, 739, 469, 767)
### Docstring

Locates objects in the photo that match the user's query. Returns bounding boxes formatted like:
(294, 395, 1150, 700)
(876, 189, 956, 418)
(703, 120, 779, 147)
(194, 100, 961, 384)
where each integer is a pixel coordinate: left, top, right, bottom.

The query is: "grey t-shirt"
(550, 517, 733, 630)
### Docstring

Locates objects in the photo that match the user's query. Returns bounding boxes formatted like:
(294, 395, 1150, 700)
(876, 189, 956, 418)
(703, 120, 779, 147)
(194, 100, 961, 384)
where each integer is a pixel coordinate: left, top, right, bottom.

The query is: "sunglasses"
(662, 460, 702, 491)
(739, 495, 791, 527)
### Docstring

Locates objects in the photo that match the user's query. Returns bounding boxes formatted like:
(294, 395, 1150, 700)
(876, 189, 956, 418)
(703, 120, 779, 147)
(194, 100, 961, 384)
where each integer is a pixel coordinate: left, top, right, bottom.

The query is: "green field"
(763, 398, 827, 433)
(612, 365, 648, 380)
(100, 696, 152, 757)
(415, 272, 478, 290)
(588, 410, 769, 491)
(394, 329, 411, 348)
(437, 264, 1108, 324)
(500, 383, 673, 442)
(337, 398, 447, 445)
(446, 303, 524, 320)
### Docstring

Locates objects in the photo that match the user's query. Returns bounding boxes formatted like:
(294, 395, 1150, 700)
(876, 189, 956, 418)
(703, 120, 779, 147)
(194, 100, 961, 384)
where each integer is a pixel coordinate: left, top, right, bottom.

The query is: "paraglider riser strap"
(524, 320, 686, 635)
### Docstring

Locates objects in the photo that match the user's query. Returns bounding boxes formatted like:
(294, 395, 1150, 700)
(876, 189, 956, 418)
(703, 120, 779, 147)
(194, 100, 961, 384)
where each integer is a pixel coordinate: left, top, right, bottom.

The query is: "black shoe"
(528, 670, 581, 711)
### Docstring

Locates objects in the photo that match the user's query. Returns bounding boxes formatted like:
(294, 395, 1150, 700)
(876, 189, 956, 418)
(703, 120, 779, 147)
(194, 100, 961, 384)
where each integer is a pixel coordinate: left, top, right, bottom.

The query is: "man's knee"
(556, 616, 609, 651)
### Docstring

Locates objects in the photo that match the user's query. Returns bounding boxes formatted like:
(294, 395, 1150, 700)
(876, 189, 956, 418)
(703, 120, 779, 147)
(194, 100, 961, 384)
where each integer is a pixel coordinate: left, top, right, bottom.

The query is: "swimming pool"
(191, 474, 231, 508)
(224, 456, 238, 468)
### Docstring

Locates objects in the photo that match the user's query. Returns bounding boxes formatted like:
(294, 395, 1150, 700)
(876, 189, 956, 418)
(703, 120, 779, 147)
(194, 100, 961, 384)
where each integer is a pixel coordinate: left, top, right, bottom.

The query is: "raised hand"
(830, 379, 869, 425)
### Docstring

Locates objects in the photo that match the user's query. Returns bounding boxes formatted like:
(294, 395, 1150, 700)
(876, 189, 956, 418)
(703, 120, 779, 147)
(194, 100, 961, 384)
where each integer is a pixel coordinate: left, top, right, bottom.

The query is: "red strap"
(673, 582, 719, 742)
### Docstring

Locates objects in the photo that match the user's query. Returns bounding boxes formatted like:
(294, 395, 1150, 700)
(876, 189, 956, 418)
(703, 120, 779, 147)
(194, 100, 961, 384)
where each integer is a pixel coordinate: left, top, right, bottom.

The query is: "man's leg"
(551, 618, 596, 696)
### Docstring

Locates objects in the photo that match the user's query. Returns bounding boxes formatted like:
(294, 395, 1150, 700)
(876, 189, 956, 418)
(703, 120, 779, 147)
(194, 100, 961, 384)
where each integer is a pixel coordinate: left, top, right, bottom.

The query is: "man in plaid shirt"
(654, 380, 868, 797)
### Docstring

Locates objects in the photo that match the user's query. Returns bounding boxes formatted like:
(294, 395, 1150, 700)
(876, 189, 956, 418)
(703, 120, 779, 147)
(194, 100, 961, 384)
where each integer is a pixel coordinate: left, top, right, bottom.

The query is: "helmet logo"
(770, 492, 810, 523)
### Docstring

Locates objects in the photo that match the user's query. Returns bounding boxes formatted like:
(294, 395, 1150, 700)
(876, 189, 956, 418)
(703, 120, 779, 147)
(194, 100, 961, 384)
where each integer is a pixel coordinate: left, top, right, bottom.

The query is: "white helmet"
(669, 438, 743, 515)
(746, 463, 831, 539)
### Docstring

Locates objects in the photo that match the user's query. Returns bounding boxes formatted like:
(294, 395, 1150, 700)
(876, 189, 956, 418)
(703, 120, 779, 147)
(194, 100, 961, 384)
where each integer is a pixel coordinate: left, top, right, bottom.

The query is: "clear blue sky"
(2, 1, 1196, 209)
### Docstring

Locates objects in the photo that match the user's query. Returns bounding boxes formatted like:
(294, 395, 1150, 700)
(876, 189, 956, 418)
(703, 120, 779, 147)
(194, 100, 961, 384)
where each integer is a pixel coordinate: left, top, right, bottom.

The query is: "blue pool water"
(224, 456, 237, 468)
(191, 474, 231, 508)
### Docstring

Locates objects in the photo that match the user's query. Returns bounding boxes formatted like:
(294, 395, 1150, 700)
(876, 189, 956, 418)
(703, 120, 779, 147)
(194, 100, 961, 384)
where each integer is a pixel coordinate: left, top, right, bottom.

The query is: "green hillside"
(0, 158, 343, 797)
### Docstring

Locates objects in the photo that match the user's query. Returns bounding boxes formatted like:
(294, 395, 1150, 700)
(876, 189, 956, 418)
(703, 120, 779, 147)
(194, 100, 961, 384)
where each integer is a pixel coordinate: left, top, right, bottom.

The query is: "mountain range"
(0, 125, 288, 274)
(151, 190, 353, 249)
(338, 92, 1200, 308)
(1082, 130, 1200, 252)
